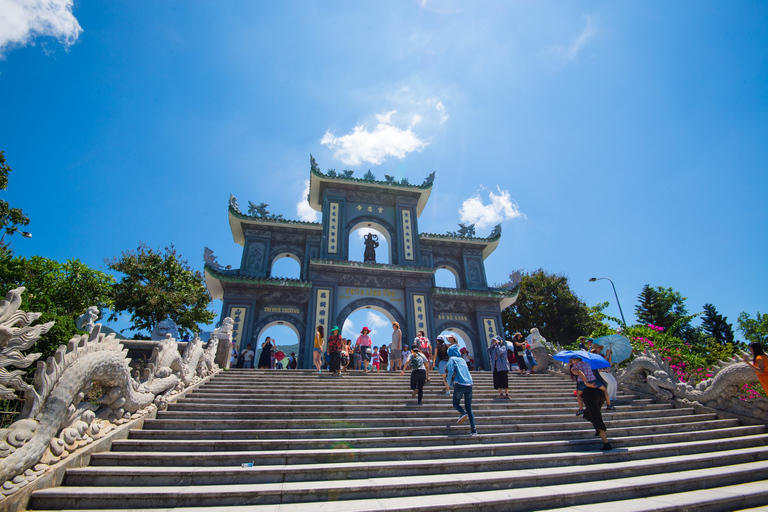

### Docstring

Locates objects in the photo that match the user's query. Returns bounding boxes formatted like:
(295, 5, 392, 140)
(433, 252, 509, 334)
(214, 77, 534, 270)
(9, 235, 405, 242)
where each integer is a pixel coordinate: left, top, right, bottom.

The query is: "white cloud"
(321, 113, 427, 167)
(342, 319, 356, 340)
(428, 99, 449, 124)
(296, 179, 319, 222)
(551, 16, 597, 63)
(459, 187, 524, 229)
(0, 0, 82, 57)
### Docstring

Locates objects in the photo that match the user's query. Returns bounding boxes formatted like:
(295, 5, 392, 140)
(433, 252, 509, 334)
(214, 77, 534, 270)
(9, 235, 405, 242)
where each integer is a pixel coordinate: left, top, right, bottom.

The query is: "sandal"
(576, 409, 584, 416)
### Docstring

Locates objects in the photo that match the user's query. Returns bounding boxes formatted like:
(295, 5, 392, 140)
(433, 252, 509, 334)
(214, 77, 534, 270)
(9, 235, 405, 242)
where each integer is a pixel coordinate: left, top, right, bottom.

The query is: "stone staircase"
(27, 369, 768, 511)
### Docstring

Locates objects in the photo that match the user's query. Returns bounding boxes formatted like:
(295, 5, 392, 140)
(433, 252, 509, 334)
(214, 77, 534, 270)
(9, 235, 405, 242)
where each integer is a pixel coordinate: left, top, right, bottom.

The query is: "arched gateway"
(204, 156, 519, 369)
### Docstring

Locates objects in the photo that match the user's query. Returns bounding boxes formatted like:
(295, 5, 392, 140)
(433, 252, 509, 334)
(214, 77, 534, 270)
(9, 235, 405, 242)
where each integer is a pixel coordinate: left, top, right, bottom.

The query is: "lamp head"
(589, 277, 597, 282)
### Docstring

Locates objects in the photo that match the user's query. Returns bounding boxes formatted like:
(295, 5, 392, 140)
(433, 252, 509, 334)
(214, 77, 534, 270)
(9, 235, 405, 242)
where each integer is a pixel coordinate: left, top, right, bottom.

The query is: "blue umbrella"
(553, 350, 611, 370)
(593, 334, 632, 364)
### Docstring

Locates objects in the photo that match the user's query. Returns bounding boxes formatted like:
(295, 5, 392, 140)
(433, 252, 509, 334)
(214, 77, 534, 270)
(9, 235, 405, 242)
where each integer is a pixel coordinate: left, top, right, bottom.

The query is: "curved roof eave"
(204, 268, 224, 300)
(228, 209, 322, 246)
(308, 170, 433, 217)
(419, 234, 501, 260)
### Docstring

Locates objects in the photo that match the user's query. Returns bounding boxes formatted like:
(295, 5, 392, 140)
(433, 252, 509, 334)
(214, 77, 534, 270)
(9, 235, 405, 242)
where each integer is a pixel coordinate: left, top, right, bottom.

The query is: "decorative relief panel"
(246, 241, 266, 272)
(229, 306, 247, 347)
(412, 294, 427, 333)
(315, 288, 332, 328)
(401, 209, 414, 261)
(482, 317, 498, 349)
(355, 204, 385, 214)
(327, 202, 340, 254)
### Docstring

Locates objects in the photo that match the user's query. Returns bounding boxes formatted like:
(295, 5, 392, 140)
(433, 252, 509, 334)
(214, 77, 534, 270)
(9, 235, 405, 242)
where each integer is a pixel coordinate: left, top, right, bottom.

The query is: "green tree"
(700, 303, 735, 346)
(634, 284, 700, 343)
(106, 243, 215, 337)
(0, 252, 115, 361)
(737, 311, 768, 346)
(0, 151, 31, 245)
(501, 269, 605, 344)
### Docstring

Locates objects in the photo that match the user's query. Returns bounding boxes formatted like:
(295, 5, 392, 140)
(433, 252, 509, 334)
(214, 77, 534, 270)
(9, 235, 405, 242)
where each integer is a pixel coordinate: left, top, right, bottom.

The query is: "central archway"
(335, 297, 407, 339)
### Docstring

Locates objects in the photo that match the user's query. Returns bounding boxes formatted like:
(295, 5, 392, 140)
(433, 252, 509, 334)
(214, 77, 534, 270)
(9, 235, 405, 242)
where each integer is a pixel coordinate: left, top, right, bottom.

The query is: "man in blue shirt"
(446, 345, 477, 435)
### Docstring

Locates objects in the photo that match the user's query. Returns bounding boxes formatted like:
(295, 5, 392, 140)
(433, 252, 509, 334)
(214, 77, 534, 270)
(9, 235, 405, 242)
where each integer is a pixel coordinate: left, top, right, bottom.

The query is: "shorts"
(313, 348, 321, 353)
(437, 359, 449, 375)
(373, 362, 380, 370)
(577, 381, 600, 392)
(391, 349, 402, 361)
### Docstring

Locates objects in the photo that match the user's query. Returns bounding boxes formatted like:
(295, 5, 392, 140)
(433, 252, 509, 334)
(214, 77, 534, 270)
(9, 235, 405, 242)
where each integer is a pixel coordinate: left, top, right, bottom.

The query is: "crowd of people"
(230, 337, 298, 370)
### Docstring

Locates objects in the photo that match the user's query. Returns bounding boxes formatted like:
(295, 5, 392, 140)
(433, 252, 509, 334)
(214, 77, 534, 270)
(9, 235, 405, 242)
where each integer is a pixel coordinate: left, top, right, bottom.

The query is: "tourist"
(372, 346, 381, 372)
(257, 337, 274, 369)
(230, 342, 239, 368)
(589, 343, 616, 410)
(391, 322, 403, 371)
(287, 352, 297, 369)
(400, 346, 428, 404)
(352, 343, 361, 371)
(524, 344, 537, 370)
(743, 342, 768, 394)
(432, 335, 452, 395)
(341, 339, 351, 371)
(241, 344, 255, 369)
(487, 335, 511, 399)
(328, 326, 344, 377)
(513, 332, 528, 375)
(527, 328, 549, 374)
(569, 355, 612, 450)
(414, 331, 432, 381)
(401, 344, 410, 368)
(313, 325, 325, 373)
(379, 344, 389, 371)
(270, 349, 276, 369)
(595, 343, 618, 402)
(446, 345, 477, 435)
(460, 347, 474, 371)
(356, 327, 373, 373)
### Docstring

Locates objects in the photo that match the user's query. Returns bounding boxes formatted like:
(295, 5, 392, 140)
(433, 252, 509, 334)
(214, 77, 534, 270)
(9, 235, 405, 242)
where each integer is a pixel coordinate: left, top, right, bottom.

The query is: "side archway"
(434, 322, 478, 360)
(268, 250, 303, 279)
(251, 314, 306, 367)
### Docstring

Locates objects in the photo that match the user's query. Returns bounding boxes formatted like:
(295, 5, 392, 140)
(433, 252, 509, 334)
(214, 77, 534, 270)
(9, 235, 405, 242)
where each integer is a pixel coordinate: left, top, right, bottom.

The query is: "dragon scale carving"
(0, 287, 222, 497)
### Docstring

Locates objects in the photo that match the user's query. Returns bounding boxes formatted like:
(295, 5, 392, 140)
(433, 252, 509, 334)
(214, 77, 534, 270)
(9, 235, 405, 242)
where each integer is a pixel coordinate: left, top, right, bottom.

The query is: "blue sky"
(1, 0, 766, 343)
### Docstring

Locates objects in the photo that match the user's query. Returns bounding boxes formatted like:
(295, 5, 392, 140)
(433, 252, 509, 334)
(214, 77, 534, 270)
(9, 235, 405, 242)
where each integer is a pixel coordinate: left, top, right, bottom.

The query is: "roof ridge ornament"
(228, 194, 242, 214)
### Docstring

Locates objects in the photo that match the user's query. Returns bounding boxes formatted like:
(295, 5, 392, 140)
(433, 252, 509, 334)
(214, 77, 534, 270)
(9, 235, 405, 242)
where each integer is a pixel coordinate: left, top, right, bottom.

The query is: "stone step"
(155, 403, 669, 421)
(63, 436, 768, 487)
(172, 395, 647, 408)
(148, 406, 699, 426)
(88, 427, 768, 467)
(128, 416, 735, 441)
(541, 480, 768, 512)
(27, 369, 768, 511)
(111, 419, 749, 452)
(139, 409, 712, 432)
(29, 458, 768, 510)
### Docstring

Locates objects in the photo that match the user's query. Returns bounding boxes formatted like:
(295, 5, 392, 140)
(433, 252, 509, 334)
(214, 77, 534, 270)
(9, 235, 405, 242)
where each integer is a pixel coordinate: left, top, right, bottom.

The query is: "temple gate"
(204, 156, 518, 369)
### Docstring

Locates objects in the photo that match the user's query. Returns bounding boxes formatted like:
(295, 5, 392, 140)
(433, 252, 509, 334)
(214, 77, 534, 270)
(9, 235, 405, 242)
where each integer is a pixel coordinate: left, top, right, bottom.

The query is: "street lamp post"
(0, 227, 32, 246)
(589, 277, 627, 327)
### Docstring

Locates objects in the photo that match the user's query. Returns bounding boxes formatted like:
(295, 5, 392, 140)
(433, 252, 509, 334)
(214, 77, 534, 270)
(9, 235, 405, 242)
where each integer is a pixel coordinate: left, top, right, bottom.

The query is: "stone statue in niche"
(363, 233, 379, 263)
